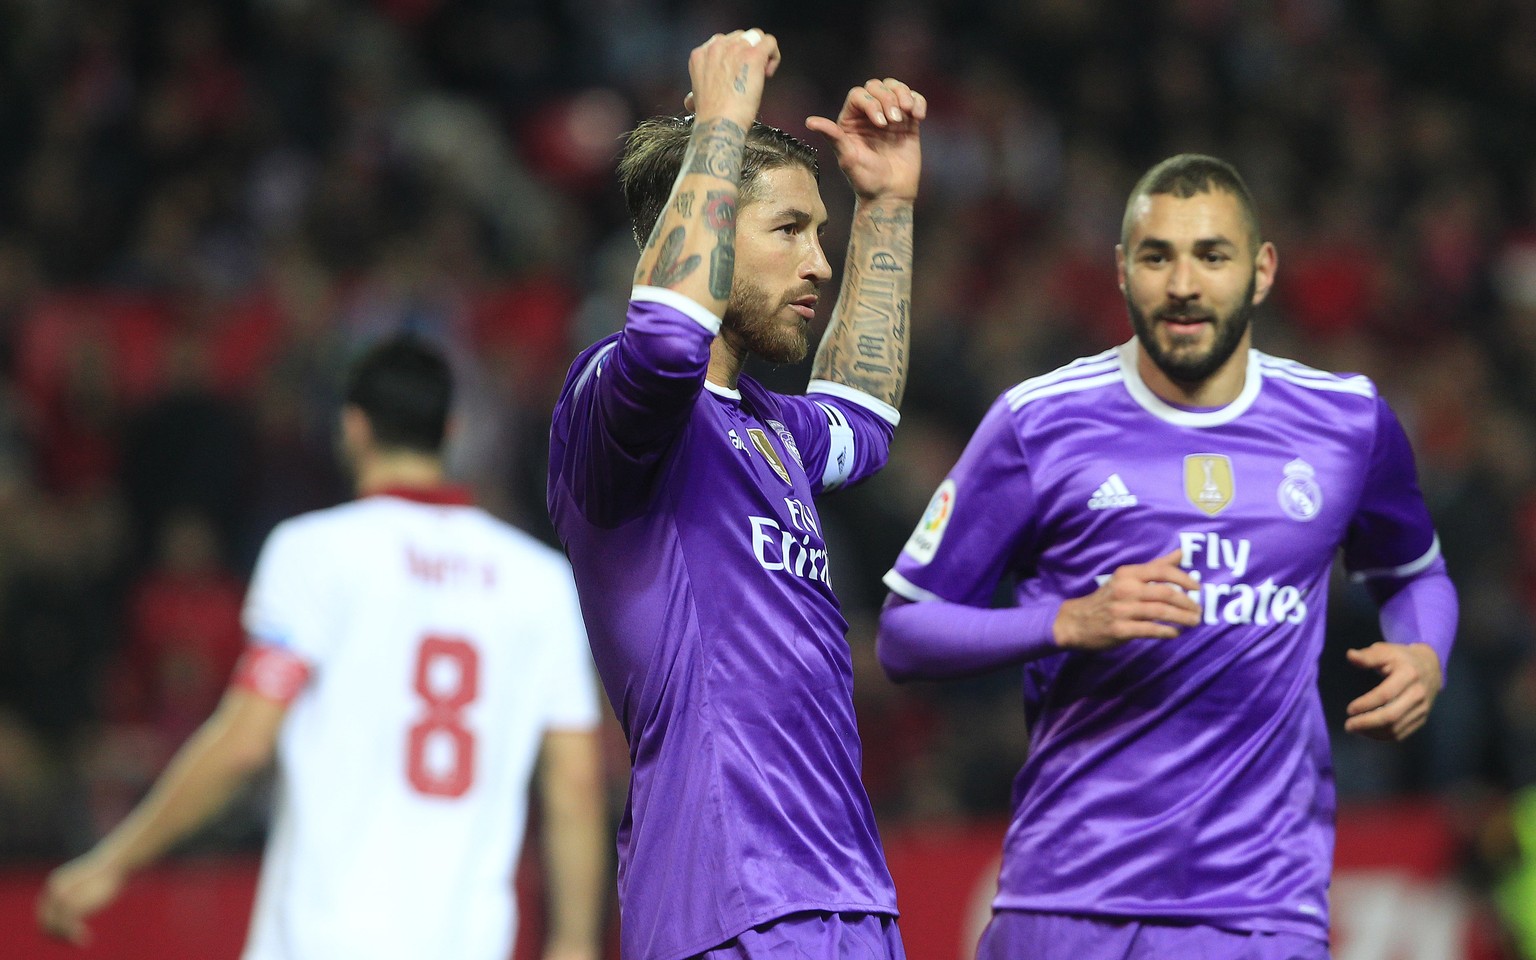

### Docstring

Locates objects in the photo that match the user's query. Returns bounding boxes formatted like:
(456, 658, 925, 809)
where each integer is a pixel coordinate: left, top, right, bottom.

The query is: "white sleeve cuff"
(807, 379, 900, 426)
(631, 285, 722, 335)
(883, 569, 942, 602)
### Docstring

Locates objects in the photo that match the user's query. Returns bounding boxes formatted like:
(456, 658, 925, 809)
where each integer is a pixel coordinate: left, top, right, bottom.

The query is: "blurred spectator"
(119, 332, 254, 564)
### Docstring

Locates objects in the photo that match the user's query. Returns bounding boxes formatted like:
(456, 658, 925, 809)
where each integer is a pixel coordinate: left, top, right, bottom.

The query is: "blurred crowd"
(0, 0, 1534, 950)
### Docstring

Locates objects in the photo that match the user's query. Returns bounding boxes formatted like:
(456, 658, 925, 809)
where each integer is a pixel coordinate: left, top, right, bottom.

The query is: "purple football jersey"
(548, 288, 900, 960)
(885, 341, 1443, 940)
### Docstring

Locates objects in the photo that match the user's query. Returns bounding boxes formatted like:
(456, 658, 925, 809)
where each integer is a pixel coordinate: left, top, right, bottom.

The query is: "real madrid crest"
(766, 419, 804, 468)
(1184, 453, 1234, 516)
(746, 428, 792, 484)
(1278, 457, 1322, 521)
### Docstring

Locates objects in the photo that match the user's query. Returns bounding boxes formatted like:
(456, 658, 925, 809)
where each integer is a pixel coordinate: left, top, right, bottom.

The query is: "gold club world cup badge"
(1185, 454, 1234, 516)
(747, 428, 792, 484)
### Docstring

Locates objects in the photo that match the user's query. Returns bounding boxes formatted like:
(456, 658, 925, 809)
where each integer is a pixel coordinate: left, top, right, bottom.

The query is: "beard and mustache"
(1127, 272, 1258, 386)
(722, 277, 816, 365)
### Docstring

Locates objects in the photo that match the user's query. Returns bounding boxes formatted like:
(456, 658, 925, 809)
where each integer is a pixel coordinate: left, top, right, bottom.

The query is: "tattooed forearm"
(648, 227, 702, 287)
(633, 117, 746, 301)
(682, 117, 747, 182)
(704, 190, 737, 300)
(811, 199, 915, 407)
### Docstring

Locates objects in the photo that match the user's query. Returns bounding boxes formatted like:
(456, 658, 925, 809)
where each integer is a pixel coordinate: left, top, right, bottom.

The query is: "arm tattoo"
(647, 226, 702, 287)
(682, 117, 747, 182)
(635, 119, 744, 294)
(812, 201, 915, 406)
(704, 190, 737, 300)
(734, 65, 748, 94)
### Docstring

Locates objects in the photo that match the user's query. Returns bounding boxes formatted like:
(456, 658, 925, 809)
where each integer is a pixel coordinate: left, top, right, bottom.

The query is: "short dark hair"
(1121, 154, 1262, 251)
(617, 115, 820, 249)
(344, 334, 452, 453)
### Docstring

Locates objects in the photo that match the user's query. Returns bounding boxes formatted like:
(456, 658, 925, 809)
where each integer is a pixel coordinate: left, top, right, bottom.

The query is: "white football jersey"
(237, 491, 600, 960)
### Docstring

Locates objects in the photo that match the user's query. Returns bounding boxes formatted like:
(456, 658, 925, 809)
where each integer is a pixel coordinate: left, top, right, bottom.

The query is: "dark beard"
(723, 278, 811, 365)
(1127, 273, 1256, 386)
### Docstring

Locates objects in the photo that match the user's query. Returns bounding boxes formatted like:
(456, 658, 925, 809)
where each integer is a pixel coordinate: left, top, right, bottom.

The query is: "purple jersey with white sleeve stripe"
(548, 287, 900, 960)
(885, 340, 1445, 941)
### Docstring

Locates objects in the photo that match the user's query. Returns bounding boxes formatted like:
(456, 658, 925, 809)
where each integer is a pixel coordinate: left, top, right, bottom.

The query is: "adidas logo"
(1088, 474, 1139, 510)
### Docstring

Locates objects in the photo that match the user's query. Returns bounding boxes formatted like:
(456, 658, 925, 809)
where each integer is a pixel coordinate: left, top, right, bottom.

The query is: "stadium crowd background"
(0, 0, 1533, 953)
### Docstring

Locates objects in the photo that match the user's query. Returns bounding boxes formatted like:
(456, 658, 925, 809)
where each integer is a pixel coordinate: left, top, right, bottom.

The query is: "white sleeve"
(539, 565, 601, 731)
(242, 519, 331, 667)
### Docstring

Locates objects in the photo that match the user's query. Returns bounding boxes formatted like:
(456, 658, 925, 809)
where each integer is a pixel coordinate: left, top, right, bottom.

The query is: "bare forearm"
(810, 198, 914, 408)
(95, 712, 264, 874)
(540, 732, 606, 957)
(632, 117, 747, 316)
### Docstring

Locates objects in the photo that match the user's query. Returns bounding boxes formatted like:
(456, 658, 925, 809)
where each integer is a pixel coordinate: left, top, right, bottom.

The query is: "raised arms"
(808, 79, 925, 409)
(632, 30, 780, 316)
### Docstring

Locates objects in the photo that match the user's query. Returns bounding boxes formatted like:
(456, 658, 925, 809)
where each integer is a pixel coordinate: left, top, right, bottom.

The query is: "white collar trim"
(703, 380, 742, 400)
(1118, 338, 1261, 427)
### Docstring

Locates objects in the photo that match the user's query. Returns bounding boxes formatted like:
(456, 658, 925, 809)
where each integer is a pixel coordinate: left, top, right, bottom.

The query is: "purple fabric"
(977, 911, 1328, 960)
(882, 342, 1455, 941)
(877, 593, 1060, 681)
(1366, 556, 1458, 676)
(692, 912, 905, 960)
(548, 290, 900, 960)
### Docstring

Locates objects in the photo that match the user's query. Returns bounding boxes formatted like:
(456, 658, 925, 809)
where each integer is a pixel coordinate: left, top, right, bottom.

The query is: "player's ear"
(1115, 243, 1128, 293)
(1251, 240, 1278, 306)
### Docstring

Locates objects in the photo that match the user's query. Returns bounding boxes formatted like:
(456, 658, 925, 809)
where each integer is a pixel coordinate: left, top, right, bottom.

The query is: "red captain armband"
(232, 646, 313, 704)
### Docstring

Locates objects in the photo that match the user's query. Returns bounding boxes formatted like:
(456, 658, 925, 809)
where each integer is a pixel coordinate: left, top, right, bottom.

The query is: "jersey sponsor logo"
(1178, 531, 1309, 625)
(748, 497, 830, 584)
(1185, 454, 1234, 516)
(904, 478, 956, 565)
(1278, 458, 1323, 521)
(747, 428, 792, 484)
(766, 419, 804, 468)
(1087, 473, 1139, 510)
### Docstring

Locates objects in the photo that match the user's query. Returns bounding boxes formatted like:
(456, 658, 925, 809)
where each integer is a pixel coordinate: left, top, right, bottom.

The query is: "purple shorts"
(691, 911, 905, 960)
(976, 911, 1329, 960)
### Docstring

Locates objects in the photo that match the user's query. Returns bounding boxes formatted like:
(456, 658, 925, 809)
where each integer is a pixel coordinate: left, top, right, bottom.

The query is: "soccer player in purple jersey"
(878, 154, 1458, 960)
(547, 28, 923, 960)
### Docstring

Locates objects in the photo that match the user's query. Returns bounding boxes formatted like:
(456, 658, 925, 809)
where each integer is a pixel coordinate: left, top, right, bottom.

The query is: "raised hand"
(1344, 641, 1443, 741)
(806, 77, 925, 201)
(686, 28, 781, 127)
(1053, 549, 1204, 652)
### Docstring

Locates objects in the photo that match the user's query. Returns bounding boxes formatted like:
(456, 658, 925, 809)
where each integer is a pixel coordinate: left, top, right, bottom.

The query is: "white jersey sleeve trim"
(883, 568, 943, 603)
(1349, 535, 1442, 582)
(632, 285, 723, 335)
(807, 379, 901, 426)
(544, 719, 602, 733)
(1009, 370, 1124, 410)
(1257, 354, 1378, 397)
(1006, 349, 1120, 409)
